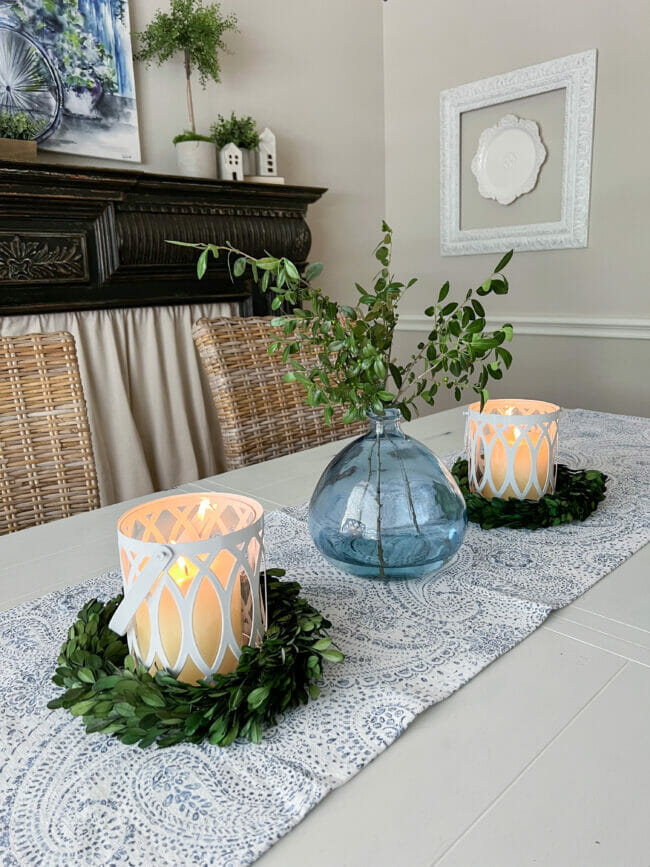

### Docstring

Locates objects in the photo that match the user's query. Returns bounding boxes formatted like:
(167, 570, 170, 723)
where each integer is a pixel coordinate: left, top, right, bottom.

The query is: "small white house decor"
(441, 49, 597, 255)
(465, 399, 561, 500)
(471, 114, 547, 205)
(219, 142, 244, 181)
(109, 492, 265, 684)
(256, 127, 277, 176)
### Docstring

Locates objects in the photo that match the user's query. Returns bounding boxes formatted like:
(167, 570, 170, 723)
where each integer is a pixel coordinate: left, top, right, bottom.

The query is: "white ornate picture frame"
(440, 50, 597, 256)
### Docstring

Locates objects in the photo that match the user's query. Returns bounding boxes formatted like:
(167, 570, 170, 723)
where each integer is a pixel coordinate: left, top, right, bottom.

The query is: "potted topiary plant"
(134, 0, 238, 179)
(0, 111, 46, 161)
(211, 112, 259, 177)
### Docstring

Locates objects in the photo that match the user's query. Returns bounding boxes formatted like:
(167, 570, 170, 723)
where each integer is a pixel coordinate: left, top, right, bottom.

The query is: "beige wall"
(39, 0, 386, 299)
(383, 0, 650, 416)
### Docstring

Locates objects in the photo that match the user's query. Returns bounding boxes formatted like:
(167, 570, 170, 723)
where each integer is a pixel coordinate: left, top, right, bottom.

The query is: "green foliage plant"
(211, 112, 259, 150)
(48, 572, 344, 749)
(452, 460, 607, 529)
(0, 110, 45, 141)
(171, 222, 514, 423)
(134, 0, 238, 136)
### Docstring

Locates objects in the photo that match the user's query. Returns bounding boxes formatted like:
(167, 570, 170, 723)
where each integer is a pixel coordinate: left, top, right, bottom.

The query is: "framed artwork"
(0, 0, 140, 163)
(440, 50, 597, 256)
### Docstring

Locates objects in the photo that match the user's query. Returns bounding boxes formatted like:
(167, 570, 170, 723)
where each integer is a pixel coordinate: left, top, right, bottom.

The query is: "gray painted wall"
(383, 0, 649, 416)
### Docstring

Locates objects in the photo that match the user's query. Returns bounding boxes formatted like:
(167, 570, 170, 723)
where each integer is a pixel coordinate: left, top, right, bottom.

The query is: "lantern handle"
(109, 545, 174, 636)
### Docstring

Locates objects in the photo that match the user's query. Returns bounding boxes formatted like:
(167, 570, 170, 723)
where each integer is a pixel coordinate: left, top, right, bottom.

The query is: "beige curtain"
(0, 303, 238, 505)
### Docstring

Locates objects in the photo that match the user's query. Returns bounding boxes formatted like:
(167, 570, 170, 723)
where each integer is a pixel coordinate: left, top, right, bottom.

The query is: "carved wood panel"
(0, 232, 88, 284)
(0, 161, 325, 314)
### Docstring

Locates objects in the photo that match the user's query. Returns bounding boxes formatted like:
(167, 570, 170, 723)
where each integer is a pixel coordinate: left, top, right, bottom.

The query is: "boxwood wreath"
(451, 459, 607, 530)
(48, 571, 343, 749)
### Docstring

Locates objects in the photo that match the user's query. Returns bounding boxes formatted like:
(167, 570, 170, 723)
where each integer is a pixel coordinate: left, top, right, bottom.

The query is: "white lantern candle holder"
(466, 399, 561, 500)
(109, 492, 265, 684)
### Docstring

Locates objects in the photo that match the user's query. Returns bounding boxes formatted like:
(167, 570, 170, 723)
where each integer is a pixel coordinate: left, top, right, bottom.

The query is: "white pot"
(175, 140, 217, 179)
(240, 148, 256, 177)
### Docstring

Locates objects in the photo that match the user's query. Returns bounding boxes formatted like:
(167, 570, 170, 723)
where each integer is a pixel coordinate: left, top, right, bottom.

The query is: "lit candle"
(466, 399, 560, 501)
(112, 492, 263, 684)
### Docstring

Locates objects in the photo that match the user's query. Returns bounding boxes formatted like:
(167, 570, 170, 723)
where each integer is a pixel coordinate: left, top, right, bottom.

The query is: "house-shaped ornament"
(246, 128, 284, 184)
(219, 143, 243, 181)
(256, 128, 277, 176)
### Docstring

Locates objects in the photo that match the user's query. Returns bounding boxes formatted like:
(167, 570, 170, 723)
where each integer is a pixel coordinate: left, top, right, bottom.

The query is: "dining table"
(1, 405, 649, 866)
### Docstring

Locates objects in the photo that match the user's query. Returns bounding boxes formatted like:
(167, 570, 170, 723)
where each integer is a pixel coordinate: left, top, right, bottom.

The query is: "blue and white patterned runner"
(0, 410, 648, 865)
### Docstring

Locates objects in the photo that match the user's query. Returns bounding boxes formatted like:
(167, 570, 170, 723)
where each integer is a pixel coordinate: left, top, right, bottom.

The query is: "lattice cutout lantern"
(109, 493, 265, 684)
(466, 399, 561, 500)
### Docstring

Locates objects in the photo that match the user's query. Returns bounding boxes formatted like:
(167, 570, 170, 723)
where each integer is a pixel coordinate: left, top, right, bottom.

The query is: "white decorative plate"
(470, 114, 547, 205)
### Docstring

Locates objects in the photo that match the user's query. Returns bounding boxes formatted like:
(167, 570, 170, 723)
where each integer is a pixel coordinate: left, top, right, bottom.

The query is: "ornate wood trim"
(0, 160, 326, 314)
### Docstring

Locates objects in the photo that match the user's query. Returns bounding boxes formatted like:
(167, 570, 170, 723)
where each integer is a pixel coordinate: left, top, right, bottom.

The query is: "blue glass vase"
(308, 409, 467, 580)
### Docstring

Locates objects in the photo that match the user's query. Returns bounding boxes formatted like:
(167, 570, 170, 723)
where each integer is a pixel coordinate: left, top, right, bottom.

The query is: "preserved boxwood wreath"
(48, 571, 343, 749)
(451, 458, 607, 530)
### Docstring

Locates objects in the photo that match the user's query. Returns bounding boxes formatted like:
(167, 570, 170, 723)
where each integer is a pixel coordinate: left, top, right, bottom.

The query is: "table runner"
(0, 409, 648, 865)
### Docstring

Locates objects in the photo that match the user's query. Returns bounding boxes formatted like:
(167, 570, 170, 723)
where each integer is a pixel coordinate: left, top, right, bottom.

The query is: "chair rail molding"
(396, 314, 650, 340)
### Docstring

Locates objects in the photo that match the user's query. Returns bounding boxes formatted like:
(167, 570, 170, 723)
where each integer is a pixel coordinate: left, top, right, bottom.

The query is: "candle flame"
(197, 498, 211, 521)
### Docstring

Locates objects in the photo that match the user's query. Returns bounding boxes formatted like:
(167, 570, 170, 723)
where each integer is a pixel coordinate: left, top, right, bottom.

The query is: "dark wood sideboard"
(0, 161, 326, 315)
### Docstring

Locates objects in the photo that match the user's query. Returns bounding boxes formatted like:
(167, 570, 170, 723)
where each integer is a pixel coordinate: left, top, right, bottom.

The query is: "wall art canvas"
(0, 0, 140, 162)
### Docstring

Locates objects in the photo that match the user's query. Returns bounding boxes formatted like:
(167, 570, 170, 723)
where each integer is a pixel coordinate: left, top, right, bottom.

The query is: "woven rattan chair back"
(0, 331, 100, 534)
(193, 316, 367, 470)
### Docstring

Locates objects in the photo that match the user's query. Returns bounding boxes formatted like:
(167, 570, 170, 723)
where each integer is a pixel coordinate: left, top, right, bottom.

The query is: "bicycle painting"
(0, 0, 140, 162)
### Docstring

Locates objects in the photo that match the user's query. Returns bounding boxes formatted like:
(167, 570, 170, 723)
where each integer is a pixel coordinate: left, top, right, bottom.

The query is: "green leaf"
(471, 299, 485, 317)
(77, 667, 95, 684)
(233, 257, 247, 277)
(320, 649, 344, 663)
(197, 248, 208, 280)
(94, 675, 122, 691)
(254, 256, 278, 271)
(305, 262, 323, 282)
(247, 686, 271, 709)
(438, 281, 450, 302)
(494, 249, 513, 272)
(140, 690, 166, 708)
(311, 637, 332, 651)
(69, 699, 96, 717)
(375, 245, 389, 265)
(496, 347, 513, 368)
(441, 302, 458, 316)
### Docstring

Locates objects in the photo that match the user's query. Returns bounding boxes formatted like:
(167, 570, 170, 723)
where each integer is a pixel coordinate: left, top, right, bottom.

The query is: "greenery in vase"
(134, 0, 238, 136)
(172, 222, 514, 420)
(210, 112, 260, 150)
(0, 110, 45, 141)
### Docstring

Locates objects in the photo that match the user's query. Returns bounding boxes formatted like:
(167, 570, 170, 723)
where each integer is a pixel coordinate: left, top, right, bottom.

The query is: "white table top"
(1, 406, 649, 867)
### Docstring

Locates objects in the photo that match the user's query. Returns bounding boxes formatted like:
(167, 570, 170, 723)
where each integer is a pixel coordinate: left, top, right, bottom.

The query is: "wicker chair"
(0, 331, 100, 534)
(192, 316, 367, 470)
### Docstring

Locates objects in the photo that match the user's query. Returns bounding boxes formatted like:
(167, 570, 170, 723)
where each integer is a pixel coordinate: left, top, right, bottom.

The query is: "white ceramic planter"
(175, 140, 217, 179)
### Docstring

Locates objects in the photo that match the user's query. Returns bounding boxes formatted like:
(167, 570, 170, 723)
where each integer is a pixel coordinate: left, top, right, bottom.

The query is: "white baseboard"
(396, 314, 650, 340)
